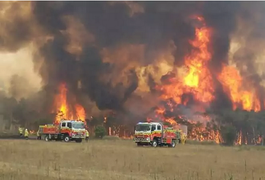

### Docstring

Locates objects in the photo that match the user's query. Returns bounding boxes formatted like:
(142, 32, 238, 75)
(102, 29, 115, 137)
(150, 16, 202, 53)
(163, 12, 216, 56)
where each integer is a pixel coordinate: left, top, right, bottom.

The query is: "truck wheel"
(44, 135, 49, 142)
(64, 135, 70, 142)
(75, 139, 82, 143)
(171, 140, 176, 148)
(137, 143, 143, 147)
(152, 139, 158, 147)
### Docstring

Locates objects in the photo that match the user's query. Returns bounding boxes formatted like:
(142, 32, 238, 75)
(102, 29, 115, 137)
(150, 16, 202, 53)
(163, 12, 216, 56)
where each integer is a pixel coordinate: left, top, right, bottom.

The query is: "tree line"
(2, 94, 265, 145)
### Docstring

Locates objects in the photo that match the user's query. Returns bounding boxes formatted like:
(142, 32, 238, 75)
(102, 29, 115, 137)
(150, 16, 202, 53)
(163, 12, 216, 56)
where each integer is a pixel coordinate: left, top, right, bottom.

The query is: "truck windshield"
(135, 125, 151, 131)
(72, 123, 85, 129)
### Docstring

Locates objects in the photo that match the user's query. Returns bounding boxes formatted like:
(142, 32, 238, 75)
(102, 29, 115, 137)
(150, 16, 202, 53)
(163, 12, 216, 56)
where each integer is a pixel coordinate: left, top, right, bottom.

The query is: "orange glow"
(155, 107, 165, 115)
(53, 83, 86, 124)
(149, 15, 263, 144)
(184, 26, 214, 103)
(158, 16, 214, 106)
(256, 135, 262, 144)
(218, 65, 260, 112)
(146, 117, 152, 122)
(75, 104, 86, 121)
(236, 130, 242, 145)
(151, 107, 223, 143)
(165, 117, 178, 126)
(214, 130, 222, 144)
(151, 16, 221, 144)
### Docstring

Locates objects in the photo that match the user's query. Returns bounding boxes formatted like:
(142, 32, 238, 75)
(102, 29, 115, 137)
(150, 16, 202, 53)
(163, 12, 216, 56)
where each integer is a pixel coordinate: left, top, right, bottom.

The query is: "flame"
(53, 83, 86, 124)
(183, 22, 214, 103)
(185, 116, 221, 144)
(147, 16, 220, 144)
(75, 104, 86, 122)
(150, 106, 222, 144)
(235, 130, 243, 145)
(256, 135, 262, 144)
(218, 65, 260, 112)
(154, 107, 177, 126)
(214, 130, 222, 144)
(146, 15, 262, 144)
(158, 16, 214, 106)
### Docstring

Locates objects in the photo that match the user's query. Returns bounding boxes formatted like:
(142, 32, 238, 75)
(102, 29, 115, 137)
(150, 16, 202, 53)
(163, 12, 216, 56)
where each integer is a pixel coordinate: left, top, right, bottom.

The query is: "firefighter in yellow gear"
(85, 129, 89, 142)
(18, 127, 23, 137)
(24, 128, 29, 140)
(181, 133, 186, 144)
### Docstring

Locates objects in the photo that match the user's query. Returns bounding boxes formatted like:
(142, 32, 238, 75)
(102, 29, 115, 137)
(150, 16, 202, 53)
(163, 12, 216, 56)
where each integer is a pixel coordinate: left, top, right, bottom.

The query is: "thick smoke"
(202, 2, 241, 110)
(31, 2, 201, 113)
(1, 2, 265, 125)
(230, 3, 265, 110)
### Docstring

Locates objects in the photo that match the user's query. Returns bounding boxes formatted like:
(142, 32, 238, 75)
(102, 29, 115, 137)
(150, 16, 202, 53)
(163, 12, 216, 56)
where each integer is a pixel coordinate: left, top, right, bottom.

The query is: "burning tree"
(144, 16, 265, 145)
(52, 83, 86, 124)
(2, 2, 265, 144)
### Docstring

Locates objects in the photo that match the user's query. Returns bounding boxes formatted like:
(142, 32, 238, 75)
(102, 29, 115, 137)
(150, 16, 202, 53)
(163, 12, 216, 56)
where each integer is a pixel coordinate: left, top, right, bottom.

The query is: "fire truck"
(38, 120, 86, 143)
(134, 122, 183, 147)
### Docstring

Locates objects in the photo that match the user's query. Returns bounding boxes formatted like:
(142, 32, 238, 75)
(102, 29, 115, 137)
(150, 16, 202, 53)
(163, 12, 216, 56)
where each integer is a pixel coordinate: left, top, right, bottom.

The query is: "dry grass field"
(0, 139, 264, 180)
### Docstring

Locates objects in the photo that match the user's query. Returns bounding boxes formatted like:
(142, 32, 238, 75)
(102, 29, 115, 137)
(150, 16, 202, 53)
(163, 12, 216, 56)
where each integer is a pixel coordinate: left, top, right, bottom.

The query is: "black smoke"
(31, 1, 201, 112)
(1, 2, 265, 124)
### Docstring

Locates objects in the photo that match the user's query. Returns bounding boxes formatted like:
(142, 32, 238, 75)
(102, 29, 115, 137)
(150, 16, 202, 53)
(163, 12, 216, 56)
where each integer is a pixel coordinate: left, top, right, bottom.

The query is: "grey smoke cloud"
(0, 2, 265, 122)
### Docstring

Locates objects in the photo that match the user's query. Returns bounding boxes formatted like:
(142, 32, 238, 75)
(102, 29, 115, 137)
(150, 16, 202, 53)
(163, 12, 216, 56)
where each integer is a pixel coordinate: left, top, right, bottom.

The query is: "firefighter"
(36, 129, 41, 140)
(18, 127, 23, 137)
(181, 133, 186, 144)
(85, 129, 89, 142)
(178, 129, 184, 144)
(24, 128, 29, 140)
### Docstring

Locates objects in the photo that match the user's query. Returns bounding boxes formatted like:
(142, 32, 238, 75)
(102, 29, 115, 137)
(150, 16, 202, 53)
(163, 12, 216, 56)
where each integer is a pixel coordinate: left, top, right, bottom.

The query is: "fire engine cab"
(134, 122, 179, 148)
(38, 120, 86, 143)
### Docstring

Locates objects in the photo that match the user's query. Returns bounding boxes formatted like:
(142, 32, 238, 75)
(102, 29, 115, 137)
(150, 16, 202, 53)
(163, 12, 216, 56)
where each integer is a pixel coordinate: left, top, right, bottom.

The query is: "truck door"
(151, 125, 156, 132)
(59, 122, 67, 135)
(157, 124, 163, 142)
(61, 122, 66, 129)
(67, 122, 72, 129)
(157, 124, 162, 134)
(67, 122, 72, 136)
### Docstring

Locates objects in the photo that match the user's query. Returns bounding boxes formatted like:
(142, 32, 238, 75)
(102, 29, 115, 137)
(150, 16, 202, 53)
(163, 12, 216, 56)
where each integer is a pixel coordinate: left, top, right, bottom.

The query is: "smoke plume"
(0, 2, 265, 124)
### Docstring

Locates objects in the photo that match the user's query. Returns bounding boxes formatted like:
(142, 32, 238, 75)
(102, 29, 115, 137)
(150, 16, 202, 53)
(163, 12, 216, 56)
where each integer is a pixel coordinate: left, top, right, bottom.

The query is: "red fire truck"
(38, 120, 86, 143)
(134, 122, 180, 147)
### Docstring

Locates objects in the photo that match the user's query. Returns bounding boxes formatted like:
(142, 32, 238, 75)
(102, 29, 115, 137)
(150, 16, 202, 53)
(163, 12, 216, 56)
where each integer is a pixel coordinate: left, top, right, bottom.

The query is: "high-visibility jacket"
(85, 130, 89, 137)
(37, 130, 39, 137)
(18, 127, 23, 134)
(24, 129, 29, 137)
(181, 133, 186, 144)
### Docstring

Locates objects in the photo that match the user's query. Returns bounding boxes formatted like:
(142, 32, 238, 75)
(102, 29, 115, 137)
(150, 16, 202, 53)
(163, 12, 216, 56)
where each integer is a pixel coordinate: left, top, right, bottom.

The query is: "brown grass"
(0, 139, 264, 180)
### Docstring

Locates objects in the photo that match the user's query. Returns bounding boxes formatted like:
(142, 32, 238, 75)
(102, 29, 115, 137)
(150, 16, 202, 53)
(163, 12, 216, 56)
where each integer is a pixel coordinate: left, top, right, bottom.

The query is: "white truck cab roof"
(60, 120, 84, 123)
(136, 122, 163, 126)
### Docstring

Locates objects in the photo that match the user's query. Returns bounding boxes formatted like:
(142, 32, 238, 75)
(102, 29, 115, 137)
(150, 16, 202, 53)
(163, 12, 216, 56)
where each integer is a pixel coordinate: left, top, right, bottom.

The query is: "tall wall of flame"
(1, 2, 265, 122)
